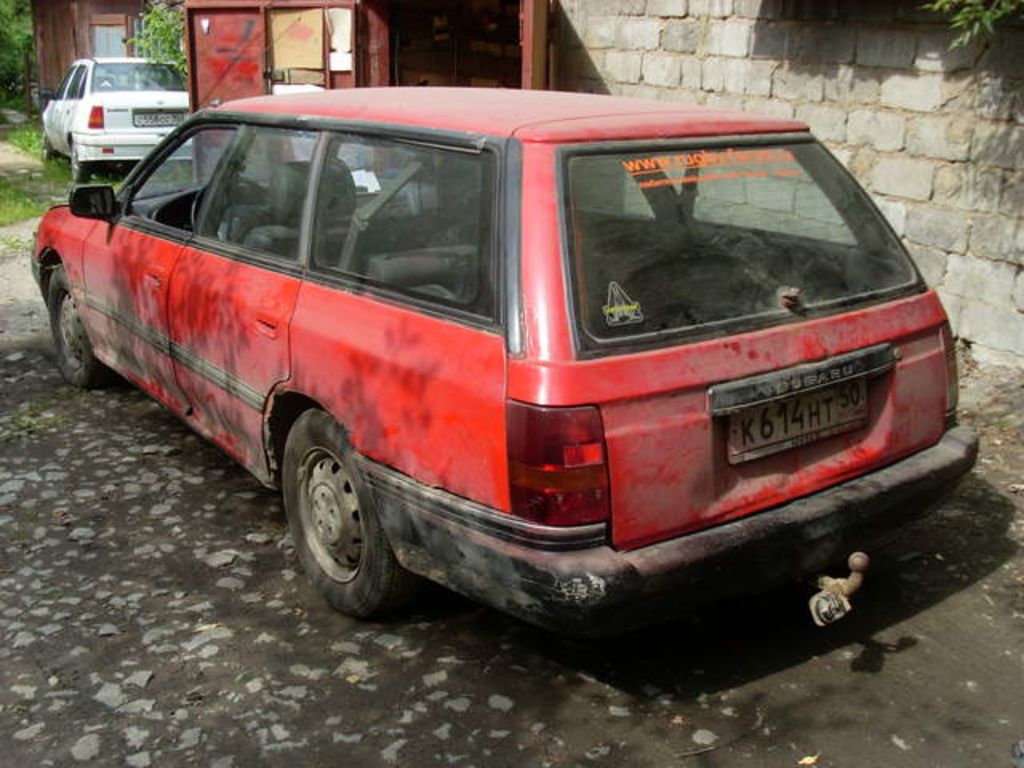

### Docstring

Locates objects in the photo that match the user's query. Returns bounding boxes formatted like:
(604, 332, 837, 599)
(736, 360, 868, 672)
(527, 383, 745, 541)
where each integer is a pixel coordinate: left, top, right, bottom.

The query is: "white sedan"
(41, 58, 189, 182)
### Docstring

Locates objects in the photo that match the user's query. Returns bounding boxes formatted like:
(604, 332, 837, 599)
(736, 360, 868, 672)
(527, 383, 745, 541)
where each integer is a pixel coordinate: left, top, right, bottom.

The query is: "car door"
(45, 65, 83, 154)
(78, 124, 238, 411)
(167, 125, 316, 476)
(43, 67, 75, 151)
(58, 64, 88, 153)
(291, 131, 508, 508)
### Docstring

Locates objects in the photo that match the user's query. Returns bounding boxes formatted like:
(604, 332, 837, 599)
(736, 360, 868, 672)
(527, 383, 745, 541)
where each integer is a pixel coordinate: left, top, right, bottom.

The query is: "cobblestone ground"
(0, 224, 1021, 767)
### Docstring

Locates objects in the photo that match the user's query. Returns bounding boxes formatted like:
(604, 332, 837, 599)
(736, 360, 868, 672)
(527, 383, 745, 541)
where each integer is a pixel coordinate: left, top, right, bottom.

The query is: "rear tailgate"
(598, 292, 949, 549)
(553, 135, 949, 550)
(90, 91, 188, 132)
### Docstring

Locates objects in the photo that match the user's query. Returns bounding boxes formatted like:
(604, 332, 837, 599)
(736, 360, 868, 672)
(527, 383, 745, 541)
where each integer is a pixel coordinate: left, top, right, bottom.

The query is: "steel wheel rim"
(58, 293, 85, 371)
(300, 448, 363, 582)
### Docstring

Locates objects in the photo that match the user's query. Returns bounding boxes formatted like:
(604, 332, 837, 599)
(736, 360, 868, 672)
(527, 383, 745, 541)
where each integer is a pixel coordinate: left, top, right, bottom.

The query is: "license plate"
(727, 379, 868, 464)
(133, 111, 185, 128)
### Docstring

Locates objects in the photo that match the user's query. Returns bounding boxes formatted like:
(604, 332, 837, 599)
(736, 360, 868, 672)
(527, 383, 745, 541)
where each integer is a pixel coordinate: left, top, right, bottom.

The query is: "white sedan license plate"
(727, 379, 868, 464)
(133, 111, 184, 128)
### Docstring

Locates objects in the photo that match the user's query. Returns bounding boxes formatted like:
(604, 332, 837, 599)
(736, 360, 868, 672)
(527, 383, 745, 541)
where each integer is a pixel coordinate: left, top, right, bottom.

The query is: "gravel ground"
(0, 207, 1021, 767)
(0, 217, 45, 343)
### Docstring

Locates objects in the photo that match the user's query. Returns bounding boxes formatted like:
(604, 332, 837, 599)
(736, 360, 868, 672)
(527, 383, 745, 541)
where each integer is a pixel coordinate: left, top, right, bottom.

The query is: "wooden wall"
(32, 0, 143, 90)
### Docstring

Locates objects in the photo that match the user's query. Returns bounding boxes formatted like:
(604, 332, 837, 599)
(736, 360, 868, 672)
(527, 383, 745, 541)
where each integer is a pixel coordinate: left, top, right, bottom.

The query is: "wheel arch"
(37, 247, 63, 299)
(264, 389, 330, 488)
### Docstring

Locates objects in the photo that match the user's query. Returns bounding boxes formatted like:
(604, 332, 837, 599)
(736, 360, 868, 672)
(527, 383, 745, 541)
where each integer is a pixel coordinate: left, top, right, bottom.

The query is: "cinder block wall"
(555, 0, 1024, 365)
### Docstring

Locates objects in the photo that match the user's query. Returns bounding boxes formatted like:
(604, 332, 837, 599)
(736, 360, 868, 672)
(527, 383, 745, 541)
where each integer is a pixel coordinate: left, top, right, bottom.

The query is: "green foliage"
(923, 0, 1024, 47)
(6, 123, 43, 157)
(0, 0, 33, 95)
(132, 2, 187, 75)
(0, 178, 46, 226)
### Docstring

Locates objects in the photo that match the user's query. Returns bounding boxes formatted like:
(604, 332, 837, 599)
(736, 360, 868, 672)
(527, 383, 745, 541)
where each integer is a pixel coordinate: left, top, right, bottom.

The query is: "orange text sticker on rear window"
(621, 148, 803, 189)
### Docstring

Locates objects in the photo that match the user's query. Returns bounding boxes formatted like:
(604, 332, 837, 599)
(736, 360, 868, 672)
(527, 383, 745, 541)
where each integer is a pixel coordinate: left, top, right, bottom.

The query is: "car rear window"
(564, 140, 920, 351)
(91, 63, 185, 92)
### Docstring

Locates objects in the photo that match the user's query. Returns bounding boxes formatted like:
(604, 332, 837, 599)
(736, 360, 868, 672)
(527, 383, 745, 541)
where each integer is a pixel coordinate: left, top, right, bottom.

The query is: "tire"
(282, 410, 420, 617)
(46, 266, 110, 388)
(70, 142, 90, 183)
(42, 133, 57, 161)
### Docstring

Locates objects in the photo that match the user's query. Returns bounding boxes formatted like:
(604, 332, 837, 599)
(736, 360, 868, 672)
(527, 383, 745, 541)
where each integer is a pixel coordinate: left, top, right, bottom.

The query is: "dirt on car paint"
(0, 214, 1022, 767)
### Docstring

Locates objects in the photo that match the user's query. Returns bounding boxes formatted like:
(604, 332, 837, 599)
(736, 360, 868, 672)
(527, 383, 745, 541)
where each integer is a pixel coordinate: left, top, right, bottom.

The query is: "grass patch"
(6, 124, 122, 187)
(0, 176, 46, 225)
(0, 124, 128, 225)
(40, 157, 72, 186)
(1, 123, 73, 219)
(5, 123, 42, 157)
(0, 232, 33, 252)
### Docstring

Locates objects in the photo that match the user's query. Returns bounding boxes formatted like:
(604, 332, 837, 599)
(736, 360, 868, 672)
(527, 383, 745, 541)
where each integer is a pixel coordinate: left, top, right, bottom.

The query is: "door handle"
(254, 315, 279, 338)
(144, 271, 163, 287)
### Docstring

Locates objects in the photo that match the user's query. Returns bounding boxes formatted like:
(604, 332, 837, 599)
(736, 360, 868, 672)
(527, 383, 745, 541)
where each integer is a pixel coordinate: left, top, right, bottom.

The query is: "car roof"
(73, 58, 162, 66)
(222, 88, 807, 143)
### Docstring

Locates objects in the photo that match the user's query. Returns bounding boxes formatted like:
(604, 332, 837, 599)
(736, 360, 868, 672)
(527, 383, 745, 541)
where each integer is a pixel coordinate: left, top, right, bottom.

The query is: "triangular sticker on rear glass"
(602, 281, 643, 327)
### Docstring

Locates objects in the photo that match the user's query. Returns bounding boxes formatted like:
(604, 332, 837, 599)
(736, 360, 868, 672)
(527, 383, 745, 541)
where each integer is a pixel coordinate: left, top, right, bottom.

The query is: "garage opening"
(185, 0, 549, 110)
(366, 0, 548, 89)
(390, 1, 520, 88)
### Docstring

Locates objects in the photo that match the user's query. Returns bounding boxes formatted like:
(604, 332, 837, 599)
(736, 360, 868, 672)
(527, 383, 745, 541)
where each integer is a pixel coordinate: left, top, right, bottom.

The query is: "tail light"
(940, 322, 959, 425)
(507, 401, 610, 526)
(88, 106, 104, 129)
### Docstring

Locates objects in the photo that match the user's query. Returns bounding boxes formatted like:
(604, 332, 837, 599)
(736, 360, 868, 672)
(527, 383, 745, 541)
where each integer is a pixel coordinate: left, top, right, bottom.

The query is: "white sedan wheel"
(70, 142, 90, 183)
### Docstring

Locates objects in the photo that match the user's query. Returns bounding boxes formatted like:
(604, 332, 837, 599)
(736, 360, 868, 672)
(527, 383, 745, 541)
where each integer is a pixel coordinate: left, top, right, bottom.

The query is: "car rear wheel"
(282, 410, 420, 617)
(46, 266, 111, 388)
(70, 142, 90, 183)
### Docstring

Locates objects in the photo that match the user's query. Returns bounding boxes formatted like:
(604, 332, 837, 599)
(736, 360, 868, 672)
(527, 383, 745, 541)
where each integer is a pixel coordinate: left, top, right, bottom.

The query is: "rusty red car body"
(33, 89, 977, 634)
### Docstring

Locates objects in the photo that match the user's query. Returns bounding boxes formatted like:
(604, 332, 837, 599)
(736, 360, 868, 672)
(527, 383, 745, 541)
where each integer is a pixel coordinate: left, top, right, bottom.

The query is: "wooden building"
(32, 0, 144, 91)
(184, 0, 550, 110)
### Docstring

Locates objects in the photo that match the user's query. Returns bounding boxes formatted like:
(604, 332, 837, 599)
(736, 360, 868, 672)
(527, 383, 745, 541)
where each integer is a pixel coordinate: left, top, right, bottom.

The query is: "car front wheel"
(42, 133, 57, 160)
(46, 266, 111, 388)
(282, 410, 420, 618)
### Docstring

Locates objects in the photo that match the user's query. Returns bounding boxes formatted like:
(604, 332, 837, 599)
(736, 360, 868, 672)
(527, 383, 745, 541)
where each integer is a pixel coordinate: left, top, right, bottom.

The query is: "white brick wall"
(555, 5, 1024, 365)
(848, 110, 906, 152)
(871, 157, 936, 201)
(880, 74, 943, 112)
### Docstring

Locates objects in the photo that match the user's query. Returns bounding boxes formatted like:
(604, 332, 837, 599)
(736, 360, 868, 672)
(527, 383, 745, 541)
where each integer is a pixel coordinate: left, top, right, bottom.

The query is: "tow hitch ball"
(809, 552, 870, 627)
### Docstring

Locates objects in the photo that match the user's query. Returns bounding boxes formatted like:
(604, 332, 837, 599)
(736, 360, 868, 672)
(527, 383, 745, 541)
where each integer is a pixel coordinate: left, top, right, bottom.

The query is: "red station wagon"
(33, 89, 978, 634)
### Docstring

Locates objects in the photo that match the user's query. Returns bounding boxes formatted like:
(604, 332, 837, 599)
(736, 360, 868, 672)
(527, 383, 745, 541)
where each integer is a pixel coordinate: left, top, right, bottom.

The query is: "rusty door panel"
(167, 247, 301, 476)
(79, 222, 189, 412)
(287, 282, 509, 511)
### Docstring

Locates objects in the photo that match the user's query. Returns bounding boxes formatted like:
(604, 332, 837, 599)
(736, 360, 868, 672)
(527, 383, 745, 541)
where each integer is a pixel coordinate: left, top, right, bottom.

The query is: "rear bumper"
(73, 130, 172, 162)
(365, 426, 978, 636)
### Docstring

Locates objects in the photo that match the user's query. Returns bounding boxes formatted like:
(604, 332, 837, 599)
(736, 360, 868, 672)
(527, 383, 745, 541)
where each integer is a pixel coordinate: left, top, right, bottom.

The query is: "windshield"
(91, 63, 185, 93)
(564, 140, 920, 349)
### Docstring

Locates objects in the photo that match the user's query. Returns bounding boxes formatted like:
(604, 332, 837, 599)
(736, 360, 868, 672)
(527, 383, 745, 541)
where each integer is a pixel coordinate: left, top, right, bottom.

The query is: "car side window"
(67, 66, 87, 100)
(129, 127, 238, 230)
(197, 126, 317, 262)
(54, 67, 76, 100)
(310, 134, 495, 317)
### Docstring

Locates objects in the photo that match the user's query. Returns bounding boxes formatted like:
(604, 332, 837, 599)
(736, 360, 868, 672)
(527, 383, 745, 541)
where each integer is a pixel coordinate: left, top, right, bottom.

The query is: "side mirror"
(38, 88, 54, 102)
(69, 185, 117, 221)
